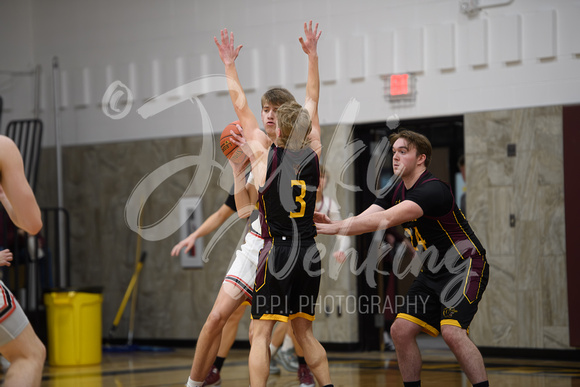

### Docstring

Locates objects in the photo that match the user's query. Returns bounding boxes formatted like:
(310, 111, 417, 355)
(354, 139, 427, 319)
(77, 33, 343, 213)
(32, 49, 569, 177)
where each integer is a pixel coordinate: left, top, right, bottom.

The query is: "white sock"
(269, 343, 279, 357)
(281, 333, 294, 351)
(186, 377, 204, 387)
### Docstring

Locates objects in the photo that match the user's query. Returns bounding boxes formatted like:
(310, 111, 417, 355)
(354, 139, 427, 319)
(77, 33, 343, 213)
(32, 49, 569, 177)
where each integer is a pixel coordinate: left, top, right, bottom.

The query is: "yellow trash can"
(44, 287, 103, 366)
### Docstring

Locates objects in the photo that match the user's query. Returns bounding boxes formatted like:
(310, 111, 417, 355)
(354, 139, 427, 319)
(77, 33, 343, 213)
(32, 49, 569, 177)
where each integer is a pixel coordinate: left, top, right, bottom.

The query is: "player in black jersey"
(316, 130, 490, 387)
(216, 21, 334, 387)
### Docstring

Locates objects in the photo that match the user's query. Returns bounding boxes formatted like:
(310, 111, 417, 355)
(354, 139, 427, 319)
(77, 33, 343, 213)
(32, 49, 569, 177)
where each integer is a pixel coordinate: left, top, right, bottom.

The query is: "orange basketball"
(220, 121, 248, 164)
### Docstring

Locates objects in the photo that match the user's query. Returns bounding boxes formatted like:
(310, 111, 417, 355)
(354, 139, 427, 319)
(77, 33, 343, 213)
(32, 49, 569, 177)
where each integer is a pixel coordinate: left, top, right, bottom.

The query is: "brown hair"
(261, 87, 296, 108)
(275, 101, 312, 150)
(388, 129, 432, 168)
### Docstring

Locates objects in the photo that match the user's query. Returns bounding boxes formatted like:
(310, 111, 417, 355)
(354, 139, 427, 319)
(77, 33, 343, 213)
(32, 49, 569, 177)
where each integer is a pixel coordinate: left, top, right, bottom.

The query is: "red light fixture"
(384, 73, 416, 102)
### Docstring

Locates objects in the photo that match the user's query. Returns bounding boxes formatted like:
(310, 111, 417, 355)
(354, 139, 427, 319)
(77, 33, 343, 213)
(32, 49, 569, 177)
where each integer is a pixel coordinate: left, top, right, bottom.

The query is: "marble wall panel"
(543, 326, 570, 350)
(481, 255, 517, 347)
(464, 114, 490, 156)
(541, 254, 569, 328)
(486, 156, 516, 187)
(486, 187, 515, 256)
(517, 289, 543, 348)
(466, 106, 570, 349)
(515, 220, 543, 292)
(464, 158, 490, 244)
(537, 185, 566, 257)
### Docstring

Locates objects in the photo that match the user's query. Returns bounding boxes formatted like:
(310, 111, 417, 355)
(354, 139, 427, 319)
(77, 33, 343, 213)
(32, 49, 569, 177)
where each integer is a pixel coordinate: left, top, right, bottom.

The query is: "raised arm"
(299, 21, 322, 156)
(0, 136, 42, 235)
(214, 29, 269, 154)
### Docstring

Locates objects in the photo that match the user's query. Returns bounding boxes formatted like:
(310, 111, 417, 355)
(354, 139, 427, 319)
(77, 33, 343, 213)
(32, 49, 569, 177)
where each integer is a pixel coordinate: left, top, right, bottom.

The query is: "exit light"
(390, 74, 409, 96)
(383, 73, 416, 102)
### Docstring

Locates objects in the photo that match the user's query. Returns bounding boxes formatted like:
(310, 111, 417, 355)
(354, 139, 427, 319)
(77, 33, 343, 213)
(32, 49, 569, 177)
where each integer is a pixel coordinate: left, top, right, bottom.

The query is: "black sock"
(473, 382, 489, 387)
(298, 356, 307, 365)
(403, 381, 421, 387)
(214, 356, 226, 371)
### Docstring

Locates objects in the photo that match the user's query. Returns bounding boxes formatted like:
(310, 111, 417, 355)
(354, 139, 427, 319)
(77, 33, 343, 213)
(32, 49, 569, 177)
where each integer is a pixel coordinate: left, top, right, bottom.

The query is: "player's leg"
(201, 303, 248, 386)
(268, 322, 285, 374)
(390, 317, 423, 382)
(390, 274, 442, 384)
(217, 303, 247, 359)
(439, 259, 489, 385)
(248, 319, 277, 387)
(188, 282, 246, 384)
(270, 320, 287, 353)
(0, 323, 46, 387)
(290, 317, 331, 386)
(291, 324, 316, 387)
(441, 325, 488, 384)
(189, 231, 261, 386)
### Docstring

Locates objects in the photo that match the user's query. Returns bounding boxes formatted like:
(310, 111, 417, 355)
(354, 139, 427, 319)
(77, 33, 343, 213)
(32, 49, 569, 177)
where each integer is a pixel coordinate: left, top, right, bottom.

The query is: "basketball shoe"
(273, 348, 299, 372)
(203, 365, 221, 386)
(298, 363, 315, 387)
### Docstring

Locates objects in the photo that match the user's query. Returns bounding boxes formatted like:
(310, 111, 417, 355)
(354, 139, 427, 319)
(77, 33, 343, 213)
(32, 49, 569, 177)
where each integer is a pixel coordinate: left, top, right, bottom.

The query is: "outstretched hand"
(214, 28, 243, 65)
(315, 212, 337, 235)
(299, 20, 322, 56)
(171, 235, 196, 257)
(230, 125, 254, 161)
(313, 211, 331, 224)
(228, 124, 253, 174)
(0, 249, 13, 267)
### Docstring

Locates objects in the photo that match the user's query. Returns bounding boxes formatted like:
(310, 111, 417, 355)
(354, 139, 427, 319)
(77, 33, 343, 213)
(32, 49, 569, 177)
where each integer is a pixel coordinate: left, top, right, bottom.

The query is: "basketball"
(220, 121, 248, 164)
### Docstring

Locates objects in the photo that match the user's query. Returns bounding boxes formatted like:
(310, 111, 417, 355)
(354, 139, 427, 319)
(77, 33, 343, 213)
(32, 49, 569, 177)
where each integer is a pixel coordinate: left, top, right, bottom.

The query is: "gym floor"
(29, 336, 580, 387)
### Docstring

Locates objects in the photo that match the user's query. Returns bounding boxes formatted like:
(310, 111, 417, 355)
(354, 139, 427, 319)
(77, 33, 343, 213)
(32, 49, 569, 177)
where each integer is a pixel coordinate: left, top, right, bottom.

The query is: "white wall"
(1, 0, 579, 146)
(0, 0, 35, 123)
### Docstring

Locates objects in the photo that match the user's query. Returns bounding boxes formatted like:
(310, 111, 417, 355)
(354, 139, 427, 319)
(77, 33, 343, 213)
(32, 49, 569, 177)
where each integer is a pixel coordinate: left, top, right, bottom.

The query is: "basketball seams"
(220, 121, 247, 163)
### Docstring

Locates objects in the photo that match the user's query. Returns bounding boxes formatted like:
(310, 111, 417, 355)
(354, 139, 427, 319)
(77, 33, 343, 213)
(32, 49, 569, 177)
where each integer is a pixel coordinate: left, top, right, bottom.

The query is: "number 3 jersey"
(258, 144, 319, 240)
(374, 170, 487, 278)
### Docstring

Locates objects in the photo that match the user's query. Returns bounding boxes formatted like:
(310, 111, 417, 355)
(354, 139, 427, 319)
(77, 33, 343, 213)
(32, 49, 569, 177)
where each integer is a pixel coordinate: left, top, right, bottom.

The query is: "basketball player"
(0, 135, 45, 387)
(316, 130, 490, 387)
(172, 180, 305, 385)
(216, 21, 334, 387)
(178, 22, 322, 387)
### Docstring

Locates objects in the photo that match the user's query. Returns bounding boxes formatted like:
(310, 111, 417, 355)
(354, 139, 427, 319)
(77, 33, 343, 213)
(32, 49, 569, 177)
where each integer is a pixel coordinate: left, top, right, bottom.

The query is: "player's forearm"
(336, 212, 392, 236)
(224, 63, 251, 125)
(195, 205, 234, 238)
(232, 172, 253, 218)
(306, 53, 320, 105)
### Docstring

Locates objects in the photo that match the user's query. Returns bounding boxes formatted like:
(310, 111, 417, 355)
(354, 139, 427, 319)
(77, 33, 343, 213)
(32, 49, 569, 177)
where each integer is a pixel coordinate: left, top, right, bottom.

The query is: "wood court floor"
(14, 337, 580, 387)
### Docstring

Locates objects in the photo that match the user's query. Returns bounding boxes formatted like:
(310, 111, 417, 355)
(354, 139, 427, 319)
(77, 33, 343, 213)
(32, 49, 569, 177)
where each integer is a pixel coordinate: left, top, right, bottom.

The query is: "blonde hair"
(261, 87, 296, 108)
(275, 101, 312, 150)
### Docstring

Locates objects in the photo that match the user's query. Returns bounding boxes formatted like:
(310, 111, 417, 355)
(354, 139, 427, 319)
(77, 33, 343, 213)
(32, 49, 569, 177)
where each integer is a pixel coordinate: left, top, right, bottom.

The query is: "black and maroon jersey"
(258, 144, 319, 240)
(374, 171, 486, 277)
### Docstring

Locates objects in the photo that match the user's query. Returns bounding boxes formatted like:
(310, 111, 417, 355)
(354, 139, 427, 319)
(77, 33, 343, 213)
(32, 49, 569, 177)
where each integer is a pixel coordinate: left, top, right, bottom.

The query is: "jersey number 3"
(290, 180, 306, 218)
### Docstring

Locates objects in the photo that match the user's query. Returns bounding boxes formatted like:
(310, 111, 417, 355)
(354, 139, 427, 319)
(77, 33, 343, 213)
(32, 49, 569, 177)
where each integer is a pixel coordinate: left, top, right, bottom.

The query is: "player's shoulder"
(0, 135, 15, 147)
(0, 135, 18, 157)
(414, 173, 450, 195)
